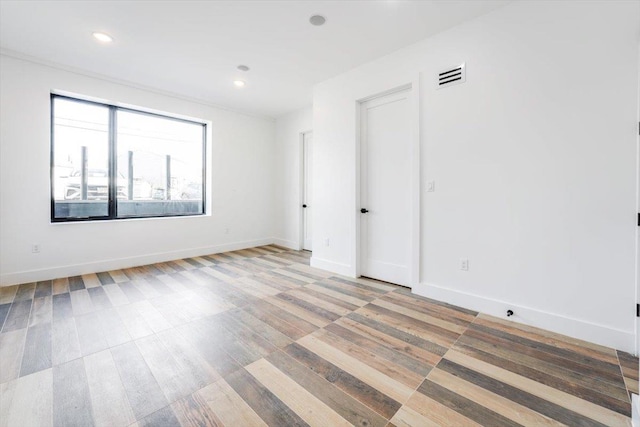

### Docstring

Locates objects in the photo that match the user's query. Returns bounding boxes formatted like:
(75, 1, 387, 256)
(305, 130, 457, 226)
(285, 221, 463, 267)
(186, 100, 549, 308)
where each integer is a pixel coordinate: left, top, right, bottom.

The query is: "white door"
(360, 89, 412, 286)
(302, 132, 313, 251)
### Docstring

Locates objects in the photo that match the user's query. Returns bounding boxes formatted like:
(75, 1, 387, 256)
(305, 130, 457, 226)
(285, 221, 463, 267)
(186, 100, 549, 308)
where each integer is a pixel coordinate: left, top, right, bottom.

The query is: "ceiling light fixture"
(309, 15, 326, 26)
(233, 80, 246, 87)
(237, 65, 250, 72)
(92, 32, 113, 43)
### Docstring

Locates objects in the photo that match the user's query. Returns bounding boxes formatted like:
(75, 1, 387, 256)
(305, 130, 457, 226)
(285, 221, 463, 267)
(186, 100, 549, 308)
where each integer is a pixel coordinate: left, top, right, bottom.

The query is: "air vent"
(437, 63, 466, 89)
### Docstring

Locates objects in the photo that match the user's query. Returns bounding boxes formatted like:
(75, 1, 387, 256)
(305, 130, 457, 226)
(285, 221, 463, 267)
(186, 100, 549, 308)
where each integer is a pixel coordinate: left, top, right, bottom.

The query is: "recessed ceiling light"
(92, 32, 113, 43)
(233, 80, 246, 87)
(237, 65, 250, 72)
(309, 15, 326, 26)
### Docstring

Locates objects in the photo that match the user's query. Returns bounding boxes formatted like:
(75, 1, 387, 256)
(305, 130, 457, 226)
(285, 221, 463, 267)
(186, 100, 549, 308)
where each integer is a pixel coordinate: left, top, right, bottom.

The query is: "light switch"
(426, 181, 435, 192)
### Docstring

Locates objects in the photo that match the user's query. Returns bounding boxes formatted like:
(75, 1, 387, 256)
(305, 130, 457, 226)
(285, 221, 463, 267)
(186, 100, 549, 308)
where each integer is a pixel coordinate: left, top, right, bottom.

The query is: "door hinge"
(636, 303, 639, 317)
(637, 213, 639, 226)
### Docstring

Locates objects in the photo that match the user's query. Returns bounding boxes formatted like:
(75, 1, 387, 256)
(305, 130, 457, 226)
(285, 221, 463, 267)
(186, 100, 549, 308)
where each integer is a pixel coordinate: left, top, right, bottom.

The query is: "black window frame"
(50, 93, 207, 223)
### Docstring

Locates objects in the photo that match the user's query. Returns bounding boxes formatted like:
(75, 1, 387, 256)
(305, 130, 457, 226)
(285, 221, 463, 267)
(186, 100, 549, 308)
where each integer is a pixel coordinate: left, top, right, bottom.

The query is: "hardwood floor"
(0, 245, 636, 426)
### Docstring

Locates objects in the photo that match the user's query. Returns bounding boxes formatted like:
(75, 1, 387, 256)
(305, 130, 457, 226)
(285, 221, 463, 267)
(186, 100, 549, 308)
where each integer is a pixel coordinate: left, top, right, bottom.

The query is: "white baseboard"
(0, 238, 274, 286)
(310, 256, 353, 277)
(414, 282, 635, 354)
(271, 238, 300, 251)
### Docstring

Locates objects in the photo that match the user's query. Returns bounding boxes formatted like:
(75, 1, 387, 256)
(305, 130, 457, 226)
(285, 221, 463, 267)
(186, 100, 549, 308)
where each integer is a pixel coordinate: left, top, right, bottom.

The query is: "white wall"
(311, 0, 640, 352)
(0, 54, 277, 285)
(273, 106, 313, 249)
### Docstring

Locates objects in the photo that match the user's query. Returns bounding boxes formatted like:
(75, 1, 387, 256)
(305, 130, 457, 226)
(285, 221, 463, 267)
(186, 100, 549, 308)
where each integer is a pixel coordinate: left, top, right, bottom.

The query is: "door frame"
(636, 41, 640, 356)
(355, 78, 420, 287)
(633, 41, 640, 426)
(299, 130, 313, 251)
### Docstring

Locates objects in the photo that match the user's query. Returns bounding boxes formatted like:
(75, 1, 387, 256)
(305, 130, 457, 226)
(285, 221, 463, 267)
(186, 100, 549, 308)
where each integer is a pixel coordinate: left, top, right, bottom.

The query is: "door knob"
(360, 208, 369, 213)
(302, 204, 308, 208)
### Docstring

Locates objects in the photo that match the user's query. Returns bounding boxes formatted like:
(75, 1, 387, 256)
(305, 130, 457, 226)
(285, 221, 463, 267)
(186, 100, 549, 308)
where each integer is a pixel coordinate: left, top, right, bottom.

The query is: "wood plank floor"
(0, 245, 636, 426)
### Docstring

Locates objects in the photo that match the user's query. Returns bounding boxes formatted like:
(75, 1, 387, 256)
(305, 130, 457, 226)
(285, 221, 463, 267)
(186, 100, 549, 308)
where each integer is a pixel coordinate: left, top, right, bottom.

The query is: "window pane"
(52, 98, 110, 219)
(116, 110, 204, 217)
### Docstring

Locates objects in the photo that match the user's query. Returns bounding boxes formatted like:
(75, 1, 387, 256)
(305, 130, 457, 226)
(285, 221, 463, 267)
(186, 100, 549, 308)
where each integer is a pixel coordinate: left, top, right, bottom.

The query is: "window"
(51, 94, 206, 221)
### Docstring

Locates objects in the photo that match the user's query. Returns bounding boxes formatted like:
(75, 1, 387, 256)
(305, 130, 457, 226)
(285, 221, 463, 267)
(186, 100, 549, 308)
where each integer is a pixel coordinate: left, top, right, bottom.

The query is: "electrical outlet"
(460, 258, 469, 271)
(324, 238, 330, 247)
(426, 181, 435, 192)
(32, 244, 41, 254)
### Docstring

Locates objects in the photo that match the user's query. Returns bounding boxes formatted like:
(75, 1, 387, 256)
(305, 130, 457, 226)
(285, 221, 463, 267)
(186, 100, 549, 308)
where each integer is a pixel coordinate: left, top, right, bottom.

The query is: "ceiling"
(0, 1, 509, 118)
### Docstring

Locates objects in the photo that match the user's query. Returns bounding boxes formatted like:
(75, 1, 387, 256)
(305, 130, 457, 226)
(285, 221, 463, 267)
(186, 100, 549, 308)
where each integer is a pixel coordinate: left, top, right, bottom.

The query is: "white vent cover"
(437, 63, 466, 89)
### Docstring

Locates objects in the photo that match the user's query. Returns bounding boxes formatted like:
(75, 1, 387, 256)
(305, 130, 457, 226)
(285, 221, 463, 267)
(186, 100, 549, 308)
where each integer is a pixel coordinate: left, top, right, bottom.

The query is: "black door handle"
(302, 204, 308, 208)
(360, 208, 369, 213)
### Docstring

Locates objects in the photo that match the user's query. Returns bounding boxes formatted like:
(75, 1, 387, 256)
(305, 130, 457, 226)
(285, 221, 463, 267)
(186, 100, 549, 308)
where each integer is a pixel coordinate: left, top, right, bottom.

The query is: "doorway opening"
(301, 131, 313, 252)
(358, 87, 412, 287)
(356, 81, 420, 288)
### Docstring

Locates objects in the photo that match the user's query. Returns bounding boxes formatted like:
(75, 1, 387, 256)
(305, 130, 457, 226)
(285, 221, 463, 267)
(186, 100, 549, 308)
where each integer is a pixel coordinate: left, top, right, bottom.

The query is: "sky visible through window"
(52, 96, 205, 220)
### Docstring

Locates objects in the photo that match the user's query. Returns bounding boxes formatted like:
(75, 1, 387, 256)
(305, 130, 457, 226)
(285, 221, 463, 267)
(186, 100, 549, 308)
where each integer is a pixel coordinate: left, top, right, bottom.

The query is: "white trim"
(310, 256, 352, 277)
(0, 238, 274, 286)
(415, 281, 635, 353)
(409, 76, 421, 288)
(0, 49, 274, 122)
(635, 40, 640, 357)
(632, 393, 639, 427)
(272, 238, 300, 251)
